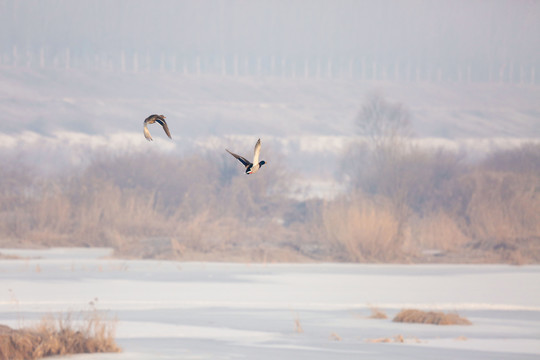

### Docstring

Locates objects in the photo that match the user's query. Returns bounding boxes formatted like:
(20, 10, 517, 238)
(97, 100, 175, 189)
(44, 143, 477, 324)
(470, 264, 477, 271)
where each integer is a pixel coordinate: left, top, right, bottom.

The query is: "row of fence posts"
(1, 46, 538, 84)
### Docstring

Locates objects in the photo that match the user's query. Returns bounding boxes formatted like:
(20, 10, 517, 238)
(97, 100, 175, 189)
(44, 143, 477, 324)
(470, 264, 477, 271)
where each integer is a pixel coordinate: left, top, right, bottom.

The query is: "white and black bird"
(143, 114, 172, 141)
(226, 138, 266, 175)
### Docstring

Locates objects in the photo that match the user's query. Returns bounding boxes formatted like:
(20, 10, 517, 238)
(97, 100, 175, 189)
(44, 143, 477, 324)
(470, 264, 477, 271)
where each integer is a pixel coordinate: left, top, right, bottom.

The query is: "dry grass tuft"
(0, 253, 24, 260)
(0, 312, 120, 360)
(409, 211, 470, 253)
(367, 334, 405, 343)
(321, 193, 402, 262)
(392, 309, 472, 325)
(294, 313, 304, 333)
(368, 307, 388, 319)
(366, 334, 423, 344)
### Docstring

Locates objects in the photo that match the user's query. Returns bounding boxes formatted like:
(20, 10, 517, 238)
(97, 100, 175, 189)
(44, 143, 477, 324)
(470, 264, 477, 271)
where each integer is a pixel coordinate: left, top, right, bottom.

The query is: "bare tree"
(351, 93, 414, 245)
(355, 92, 412, 151)
(352, 93, 413, 191)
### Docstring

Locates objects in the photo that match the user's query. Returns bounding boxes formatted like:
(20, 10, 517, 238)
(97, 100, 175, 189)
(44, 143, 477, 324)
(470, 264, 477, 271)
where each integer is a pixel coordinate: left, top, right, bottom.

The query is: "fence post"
(133, 52, 138, 73)
(65, 48, 70, 70)
(12, 45, 18, 66)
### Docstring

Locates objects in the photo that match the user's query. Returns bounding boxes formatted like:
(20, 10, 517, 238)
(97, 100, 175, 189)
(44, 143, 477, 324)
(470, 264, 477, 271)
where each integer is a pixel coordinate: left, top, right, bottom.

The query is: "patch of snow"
(1, 248, 539, 359)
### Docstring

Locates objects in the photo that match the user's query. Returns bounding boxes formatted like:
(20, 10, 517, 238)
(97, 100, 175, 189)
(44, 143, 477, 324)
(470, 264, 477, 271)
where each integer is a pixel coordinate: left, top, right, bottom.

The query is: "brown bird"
(143, 114, 172, 141)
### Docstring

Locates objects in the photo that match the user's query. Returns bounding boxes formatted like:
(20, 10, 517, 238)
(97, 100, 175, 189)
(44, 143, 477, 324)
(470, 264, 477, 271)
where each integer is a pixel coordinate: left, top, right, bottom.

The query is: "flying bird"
(143, 114, 172, 141)
(226, 138, 266, 175)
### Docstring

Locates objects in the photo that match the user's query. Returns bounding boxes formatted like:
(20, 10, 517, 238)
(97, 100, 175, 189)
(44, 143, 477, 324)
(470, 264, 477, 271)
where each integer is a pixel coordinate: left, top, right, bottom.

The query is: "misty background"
(1, 0, 539, 262)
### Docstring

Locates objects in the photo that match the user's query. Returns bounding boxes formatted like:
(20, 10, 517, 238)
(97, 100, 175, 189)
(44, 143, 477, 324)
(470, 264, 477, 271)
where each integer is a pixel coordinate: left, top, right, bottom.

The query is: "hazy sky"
(1, 0, 539, 143)
(2, 0, 539, 70)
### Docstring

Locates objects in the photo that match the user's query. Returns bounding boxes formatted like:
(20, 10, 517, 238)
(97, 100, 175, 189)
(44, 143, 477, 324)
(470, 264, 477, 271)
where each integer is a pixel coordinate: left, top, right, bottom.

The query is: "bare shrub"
(393, 309, 471, 325)
(463, 171, 540, 248)
(0, 312, 119, 360)
(0, 158, 36, 209)
(2, 135, 539, 263)
(398, 149, 466, 215)
(343, 118, 540, 263)
(321, 193, 402, 262)
(482, 143, 540, 176)
(355, 92, 412, 149)
(351, 93, 415, 240)
(368, 307, 388, 319)
(408, 211, 470, 253)
(349, 146, 465, 217)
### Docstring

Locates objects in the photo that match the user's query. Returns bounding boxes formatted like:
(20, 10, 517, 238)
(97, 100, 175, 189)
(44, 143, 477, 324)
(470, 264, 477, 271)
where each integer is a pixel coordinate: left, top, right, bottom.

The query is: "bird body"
(226, 138, 266, 175)
(143, 114, 172, 141)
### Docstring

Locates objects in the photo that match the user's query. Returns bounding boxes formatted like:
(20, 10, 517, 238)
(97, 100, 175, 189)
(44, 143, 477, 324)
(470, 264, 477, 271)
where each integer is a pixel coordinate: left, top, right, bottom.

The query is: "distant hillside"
(1, 68, 539, 140)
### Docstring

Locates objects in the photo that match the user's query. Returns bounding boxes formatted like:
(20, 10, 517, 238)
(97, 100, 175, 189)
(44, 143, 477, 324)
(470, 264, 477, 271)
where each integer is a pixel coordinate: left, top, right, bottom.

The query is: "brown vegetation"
(321, 194, 402, 262)
(325, 142, 540, 264)
(392, 309, 472, 325)
(366, 334, 406, 343)
(338, 96, 540, 263)
(0, 312, 119, 360)
(368, 307, 388, 319)
(0, 134, 539, 263)
(0, 150, 308, 261)
(293, 313, 304, 334)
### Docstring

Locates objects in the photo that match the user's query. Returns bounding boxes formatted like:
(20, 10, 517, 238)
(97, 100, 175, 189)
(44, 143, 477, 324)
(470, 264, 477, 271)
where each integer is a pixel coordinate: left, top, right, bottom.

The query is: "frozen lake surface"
(1, 247, 539, 359)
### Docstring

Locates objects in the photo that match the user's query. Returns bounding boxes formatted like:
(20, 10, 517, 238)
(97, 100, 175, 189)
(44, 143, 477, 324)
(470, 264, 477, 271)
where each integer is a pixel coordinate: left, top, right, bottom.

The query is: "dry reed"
(366, 334, 405, 343)
(1, 144, 540, 264)
(0, 312, 120, 360)
(392, 309, 472, 325)
(321, 193, 401, 262)
(293, 313, 304, 333)
(368, 307, 388, 319)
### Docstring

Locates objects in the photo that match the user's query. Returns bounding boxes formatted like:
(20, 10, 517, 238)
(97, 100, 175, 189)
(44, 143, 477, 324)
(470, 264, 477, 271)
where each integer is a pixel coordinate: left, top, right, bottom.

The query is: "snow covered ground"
(1, 247, 539, 359)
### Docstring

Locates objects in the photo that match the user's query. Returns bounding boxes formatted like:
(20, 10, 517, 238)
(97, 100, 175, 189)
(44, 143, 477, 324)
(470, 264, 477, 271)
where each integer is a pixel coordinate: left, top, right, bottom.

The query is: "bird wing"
(226, 149, 250, 166)
(252, 138, 261, 165)
(143, 122, 153, 141)
(155, 117, 172, 139)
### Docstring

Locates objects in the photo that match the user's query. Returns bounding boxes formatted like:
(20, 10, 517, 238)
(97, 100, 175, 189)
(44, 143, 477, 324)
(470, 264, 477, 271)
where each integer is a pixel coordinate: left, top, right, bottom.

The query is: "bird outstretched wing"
(226, 149, 250, 166)
(155, 117, 172, 139)
(143, 123, 153, 141)
(252, 138, 261, 165)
